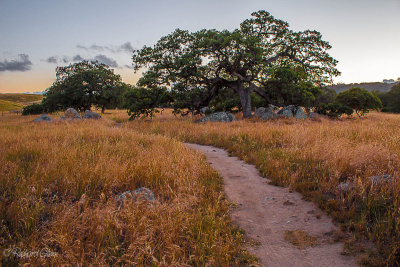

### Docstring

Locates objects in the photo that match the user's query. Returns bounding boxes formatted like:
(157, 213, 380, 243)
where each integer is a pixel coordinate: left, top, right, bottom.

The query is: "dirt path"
(186, 143, 358, 267)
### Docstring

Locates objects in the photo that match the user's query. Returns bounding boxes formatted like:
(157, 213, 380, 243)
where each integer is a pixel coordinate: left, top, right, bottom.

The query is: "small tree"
(377, 83, 400, 113)
(335, 87, 382, 117)
(124, 87, 171, 120)
(43, 61, 124, 112)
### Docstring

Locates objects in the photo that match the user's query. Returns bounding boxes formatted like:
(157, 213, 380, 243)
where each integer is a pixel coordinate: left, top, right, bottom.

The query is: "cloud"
(77, 42, 135, 54)
(0, 54, 33, 72)
(45, 56, 58, 64)
(43, 54, 122, 69)
(93, 54, 119, 68)
(72, 55, 84, 61)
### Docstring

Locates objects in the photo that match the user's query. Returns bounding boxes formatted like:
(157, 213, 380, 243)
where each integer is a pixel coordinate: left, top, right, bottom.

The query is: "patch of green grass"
(0, 99, 23, 112)
(0, 93, 43, 104)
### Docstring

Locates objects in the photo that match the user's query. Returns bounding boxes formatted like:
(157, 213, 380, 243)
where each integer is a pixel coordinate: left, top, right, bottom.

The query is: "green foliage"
(376, 83, 400, 113)
(261, 66, 322, 109)
(132, 10, 339, 118)
(42, 61, 125, 112)
(22, 103, 45, 115)
(315, 102, 353, 119)
(316, 88, 336, 105)
(335, 87, 382, 117)
(124, 87, 171, 120)
(209, 88, 241, 113)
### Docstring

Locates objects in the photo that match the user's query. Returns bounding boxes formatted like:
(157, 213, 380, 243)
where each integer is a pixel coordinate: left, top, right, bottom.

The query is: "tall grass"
(124, 111, 400, 266)
(0, 115, 252, 266)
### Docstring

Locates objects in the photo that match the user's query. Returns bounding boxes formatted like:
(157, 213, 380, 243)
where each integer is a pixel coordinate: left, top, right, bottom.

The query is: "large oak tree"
(132, 10, 340, 118)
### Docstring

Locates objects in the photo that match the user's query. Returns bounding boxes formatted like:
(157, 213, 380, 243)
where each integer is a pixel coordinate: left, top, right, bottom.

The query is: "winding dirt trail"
(186, 143, 358, 267)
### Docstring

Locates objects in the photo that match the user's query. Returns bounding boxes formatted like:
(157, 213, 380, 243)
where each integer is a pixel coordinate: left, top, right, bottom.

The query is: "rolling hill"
(0, 93, 43, 112)
(328, 81, 399, 93)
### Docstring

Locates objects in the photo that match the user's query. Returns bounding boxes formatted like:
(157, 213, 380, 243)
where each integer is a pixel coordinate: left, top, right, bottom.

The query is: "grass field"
(0, 93, 43, 105)
(0, 115, 254, 266)
(119, 111, 400, 266)
(3, 110, 400, 266)
(0, 94, 43, 112)
(0, 100, 23, 112)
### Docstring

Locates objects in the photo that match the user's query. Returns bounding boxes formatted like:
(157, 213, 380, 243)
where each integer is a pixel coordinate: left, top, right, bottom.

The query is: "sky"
(0, 0, 399, 93)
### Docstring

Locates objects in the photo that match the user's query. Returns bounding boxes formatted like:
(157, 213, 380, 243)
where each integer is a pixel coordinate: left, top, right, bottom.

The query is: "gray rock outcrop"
(117, 187, 156, 205)
(293, 107, 307, 119)
(277, 105, 306, 119)
(254, 107, 276, 120)
(195, 112, 236, 123)
(64, 108, 81, 119)
(200, 107, 212, 115)
(33, 114, 52, 122)
(368, 174, 391, 185)
(82, 110, 101, 119)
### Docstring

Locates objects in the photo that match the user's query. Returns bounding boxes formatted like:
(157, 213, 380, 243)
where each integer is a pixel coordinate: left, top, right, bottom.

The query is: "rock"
(65, 108, 81, 119)
(277, 108, 294, 118)
(133, 187, 156, 201)
(293, 107, 307, 119)
(368, 174, 392, 185)
(195, 112, 236, 123)
(33, 114, 52, 122)
(117, 191, 133, 203)
(308, 112, 323, 119)
(338, 181, 355, 192)
(254, 107, 276, 120)
(200, 107, 212, 115)
(277, 105, 307, 119)
(117, 187, 155, 205)
(82, 110, 101, 119)
(268, 104, 279, 112)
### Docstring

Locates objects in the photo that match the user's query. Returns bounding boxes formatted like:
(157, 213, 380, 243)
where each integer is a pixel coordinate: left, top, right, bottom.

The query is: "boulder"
(308, 112, 323, 119)
(277, 105, 307, 119)
(293, 107, 307, 119)
(117, 191, 133, 203)
(338, 181, 355, 192)
(200, 107, 212, 115)
(254, 107, 276, 120)
(117, 187, 155, 205)
(368, 174, 391, 185)
(277, 107, 294, 118)
(33, 114, 52, 122)
(65, 108, 81, 119)
(133, 187, 156, 201)
(195, 112, 236, 123)
(82, 110, 101, 119)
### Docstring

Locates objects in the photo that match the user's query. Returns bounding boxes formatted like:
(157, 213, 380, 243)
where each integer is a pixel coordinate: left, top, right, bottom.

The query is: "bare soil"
(186, 143, 358, 267)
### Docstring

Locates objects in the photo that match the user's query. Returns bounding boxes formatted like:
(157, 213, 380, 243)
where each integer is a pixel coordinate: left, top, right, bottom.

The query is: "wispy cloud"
(0, 54, 33, 72)
(43, 53, 127, 69)
(77, 42, 135, 54)
(45, 56, 58, 64)
(93, 54, 119, 68)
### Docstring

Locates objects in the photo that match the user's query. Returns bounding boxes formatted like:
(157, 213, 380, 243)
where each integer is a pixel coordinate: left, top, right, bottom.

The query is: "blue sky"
(0, 0, 399, 93)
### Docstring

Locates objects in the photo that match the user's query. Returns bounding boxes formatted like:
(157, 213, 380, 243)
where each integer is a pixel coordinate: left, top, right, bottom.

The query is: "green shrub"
(22, 103, 45, 115)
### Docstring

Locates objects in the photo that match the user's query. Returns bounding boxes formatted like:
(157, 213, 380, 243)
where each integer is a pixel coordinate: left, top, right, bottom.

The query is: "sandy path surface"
(186, 143, 358, 267)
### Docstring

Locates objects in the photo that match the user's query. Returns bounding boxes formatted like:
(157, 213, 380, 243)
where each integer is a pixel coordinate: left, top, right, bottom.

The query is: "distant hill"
(0, 93, 43, 112)
(328, 81, 399, 93)
(0, 100, 24, 112)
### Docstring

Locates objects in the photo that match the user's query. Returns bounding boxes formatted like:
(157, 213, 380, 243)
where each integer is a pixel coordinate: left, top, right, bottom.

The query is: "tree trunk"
(237, 86, 253, 119)
(101, 106, 105, 113)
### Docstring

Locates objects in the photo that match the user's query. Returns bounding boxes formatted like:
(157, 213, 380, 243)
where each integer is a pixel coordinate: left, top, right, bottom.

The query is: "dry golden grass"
(284, 230, 318, 249)
(0, 114, 254, 266)
(123, 111, 400, 266)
